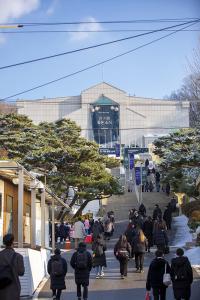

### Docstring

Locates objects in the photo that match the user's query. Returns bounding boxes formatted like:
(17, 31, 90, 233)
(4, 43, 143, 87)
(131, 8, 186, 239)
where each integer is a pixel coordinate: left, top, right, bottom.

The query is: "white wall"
(36, 202, 49, 247)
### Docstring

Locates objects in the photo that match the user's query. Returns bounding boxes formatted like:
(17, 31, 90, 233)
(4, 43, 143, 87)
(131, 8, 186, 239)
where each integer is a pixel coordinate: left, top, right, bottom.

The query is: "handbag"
(117, 250, 129, 258)
(145, 291, 152, 300)
(163, 262, 171, 286)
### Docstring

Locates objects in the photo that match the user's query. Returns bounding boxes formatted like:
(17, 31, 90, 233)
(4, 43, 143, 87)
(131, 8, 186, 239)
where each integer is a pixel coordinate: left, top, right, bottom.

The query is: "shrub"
(182, 200, 200, 217)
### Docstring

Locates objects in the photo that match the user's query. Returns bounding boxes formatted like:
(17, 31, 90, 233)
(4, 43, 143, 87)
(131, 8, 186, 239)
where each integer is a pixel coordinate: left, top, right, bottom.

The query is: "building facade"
(17, 82, 190, 147)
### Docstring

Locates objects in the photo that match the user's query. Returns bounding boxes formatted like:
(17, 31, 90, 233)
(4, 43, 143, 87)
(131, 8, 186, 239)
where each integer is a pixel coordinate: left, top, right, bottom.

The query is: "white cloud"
(46, 0, 58, 16)
(0, 0, 39, 22)
(0, 0, 40, 44)
(69, 17, 103, 42)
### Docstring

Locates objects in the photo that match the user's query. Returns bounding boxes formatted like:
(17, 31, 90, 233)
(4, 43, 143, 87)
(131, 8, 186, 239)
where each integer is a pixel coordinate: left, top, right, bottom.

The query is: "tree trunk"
(72, 199, 92, 219)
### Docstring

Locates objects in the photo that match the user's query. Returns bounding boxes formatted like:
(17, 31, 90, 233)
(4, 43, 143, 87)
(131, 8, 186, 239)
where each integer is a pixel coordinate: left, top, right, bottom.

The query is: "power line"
(1, 29, 200, 34)
(1, 17, 198, 26)
(0, 19, 198, 71)
(1, 20, 199, 101)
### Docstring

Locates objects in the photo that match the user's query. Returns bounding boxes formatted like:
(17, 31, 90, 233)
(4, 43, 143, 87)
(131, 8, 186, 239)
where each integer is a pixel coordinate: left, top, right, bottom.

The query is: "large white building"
(17, 82, 190, 147)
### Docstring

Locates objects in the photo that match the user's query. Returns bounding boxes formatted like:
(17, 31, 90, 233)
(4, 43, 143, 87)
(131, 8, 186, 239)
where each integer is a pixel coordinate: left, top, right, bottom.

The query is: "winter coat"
(143, 220, 153, 247)
(74, 221, 86, 239)
(92, 222, 103, 240)
(0, 248, 25, 300)
(47, 254, 67, 290)
(70, 244, 92, 286)
(138, 204, 146, 217)
(59, 224, 68, 238)
(153, 229, 168, 246)
(171, 256, 193, 299)
(114, 240, 132, 260)
(153, 207, 162, 220)
(163, 208, 172, 225)
(92, 237, 107, 267)
(146, 257, 171, 290)
(125, 226, 136, 245)
(132, 234, 148, 253)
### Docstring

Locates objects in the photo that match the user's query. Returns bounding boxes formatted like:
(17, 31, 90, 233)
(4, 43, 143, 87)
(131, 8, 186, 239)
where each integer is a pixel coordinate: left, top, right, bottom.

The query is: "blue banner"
(129, 153, 134, 169)
(135, 167, 141, 185)
(115, 143, 120, 157)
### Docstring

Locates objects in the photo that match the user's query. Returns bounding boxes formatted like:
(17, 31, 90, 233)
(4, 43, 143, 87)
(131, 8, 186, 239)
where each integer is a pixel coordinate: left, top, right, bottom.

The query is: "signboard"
(129, 153, 134, 170)
(115, 143, 120, 157)
(99, 148, 116, 155)
(124, 147, 149, 156)
(135, 167, 141, 185)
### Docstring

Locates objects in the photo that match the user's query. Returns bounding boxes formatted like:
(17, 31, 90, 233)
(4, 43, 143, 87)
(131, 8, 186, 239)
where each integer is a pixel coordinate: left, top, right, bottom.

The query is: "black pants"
(77, 283, 88, 299)
(52, 289, 62, 300)
(119, 257, 128, 276)
(153, 287, 166, 300)
(135, 252, 144, 270)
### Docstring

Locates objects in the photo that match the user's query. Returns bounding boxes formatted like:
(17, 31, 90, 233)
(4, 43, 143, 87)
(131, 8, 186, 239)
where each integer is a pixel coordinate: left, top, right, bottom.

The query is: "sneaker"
(100, 272, 105, 277)
(135, 269, 140, 273)
(121, 275, 124, 279)
(96, 275, 100, 279)
(140, 269, 144, 273)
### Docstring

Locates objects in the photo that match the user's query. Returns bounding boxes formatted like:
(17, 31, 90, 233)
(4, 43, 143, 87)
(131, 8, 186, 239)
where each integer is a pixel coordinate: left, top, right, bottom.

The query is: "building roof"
(82, 81, 126, 94)
(92, 94, 119, 106)
(0, 160, 70, 210)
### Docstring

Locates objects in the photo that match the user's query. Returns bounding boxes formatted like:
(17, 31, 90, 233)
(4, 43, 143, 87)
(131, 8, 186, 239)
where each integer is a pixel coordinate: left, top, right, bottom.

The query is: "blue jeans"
(96, 266, 104, 275)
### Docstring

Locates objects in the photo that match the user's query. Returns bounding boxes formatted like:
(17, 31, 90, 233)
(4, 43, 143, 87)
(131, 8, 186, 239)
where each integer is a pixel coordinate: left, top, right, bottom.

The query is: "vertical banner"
(129, 153, 134, 170)
(135, 167, 141, 185)
(115, 143, 120, 157)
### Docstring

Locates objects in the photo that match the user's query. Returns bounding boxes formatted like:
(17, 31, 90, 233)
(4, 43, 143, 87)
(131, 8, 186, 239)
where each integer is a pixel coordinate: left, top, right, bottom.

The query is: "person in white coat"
(74, 217, 86, 249)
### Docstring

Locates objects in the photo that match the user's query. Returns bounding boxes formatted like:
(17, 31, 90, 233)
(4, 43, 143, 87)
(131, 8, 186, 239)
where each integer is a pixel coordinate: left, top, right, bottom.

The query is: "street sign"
(115, 143, 120, 157)
(135, 167, 141, 185)
(99, 148, 116, 155)
(129, 153, 134, 170)
(124, 147, 149, 155)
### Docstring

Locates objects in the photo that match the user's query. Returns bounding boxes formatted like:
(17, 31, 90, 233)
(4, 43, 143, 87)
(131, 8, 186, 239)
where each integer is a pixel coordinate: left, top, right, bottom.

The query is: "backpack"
(0, 252, 17, 289)
(94, 243, 104, 257)
(51, 259, 64, 276)
(174, 262, 188, 281)
(76, 251, 88, 269)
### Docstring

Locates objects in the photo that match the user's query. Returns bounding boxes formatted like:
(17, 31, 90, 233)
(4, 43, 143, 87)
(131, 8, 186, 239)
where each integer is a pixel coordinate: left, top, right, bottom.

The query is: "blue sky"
(0, 0, 200, 101)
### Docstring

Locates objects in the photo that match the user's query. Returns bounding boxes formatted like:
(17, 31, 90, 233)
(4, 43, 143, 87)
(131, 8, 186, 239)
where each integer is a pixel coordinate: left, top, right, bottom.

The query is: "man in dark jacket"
(171, 248, 193, 300)
(47, 248, 67, 300)
(163, 206, 172, 230)
(0, 234, 25, 300)
(146, 250, 171, 300)
(70, 242, 92, 300)
(153, 204, 162, 221)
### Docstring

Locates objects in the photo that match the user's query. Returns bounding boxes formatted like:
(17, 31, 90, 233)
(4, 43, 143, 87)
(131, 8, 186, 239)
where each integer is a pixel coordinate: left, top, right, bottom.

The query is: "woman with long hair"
(92, 234, 107, 279)
(114, 235, 131, 279)
(132, 229, 148, 273)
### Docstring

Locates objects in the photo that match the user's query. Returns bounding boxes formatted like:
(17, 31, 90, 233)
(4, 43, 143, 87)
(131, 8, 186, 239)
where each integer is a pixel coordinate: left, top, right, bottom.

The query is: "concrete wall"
(17, 82, 190, 146)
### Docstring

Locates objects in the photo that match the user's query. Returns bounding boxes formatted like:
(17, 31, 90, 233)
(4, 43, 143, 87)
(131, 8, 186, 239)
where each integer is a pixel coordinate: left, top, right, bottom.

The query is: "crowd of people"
(0, 196, 194, 300)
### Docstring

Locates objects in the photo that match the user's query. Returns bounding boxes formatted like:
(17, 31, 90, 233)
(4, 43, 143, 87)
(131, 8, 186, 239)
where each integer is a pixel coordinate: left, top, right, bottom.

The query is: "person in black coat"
(70, 242, 92, 300)
(153, 204, 162, 221)
(171, 248, 193, 300)
(143, 216, 153, 252)
(153, 226, 169, 253)
(92, 234, 107, 278)
(163, 206, 172, 230)
(47, 248, 67, 300)
(138, 203, 146, 217)
(146, 250, 171, 300)
(132, 229, 148, 273)
(114, 235, 131, 279)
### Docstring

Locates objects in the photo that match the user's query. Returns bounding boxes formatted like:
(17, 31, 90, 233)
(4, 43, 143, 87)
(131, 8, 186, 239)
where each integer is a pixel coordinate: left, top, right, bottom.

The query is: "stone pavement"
(37, 192, 200, 300)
